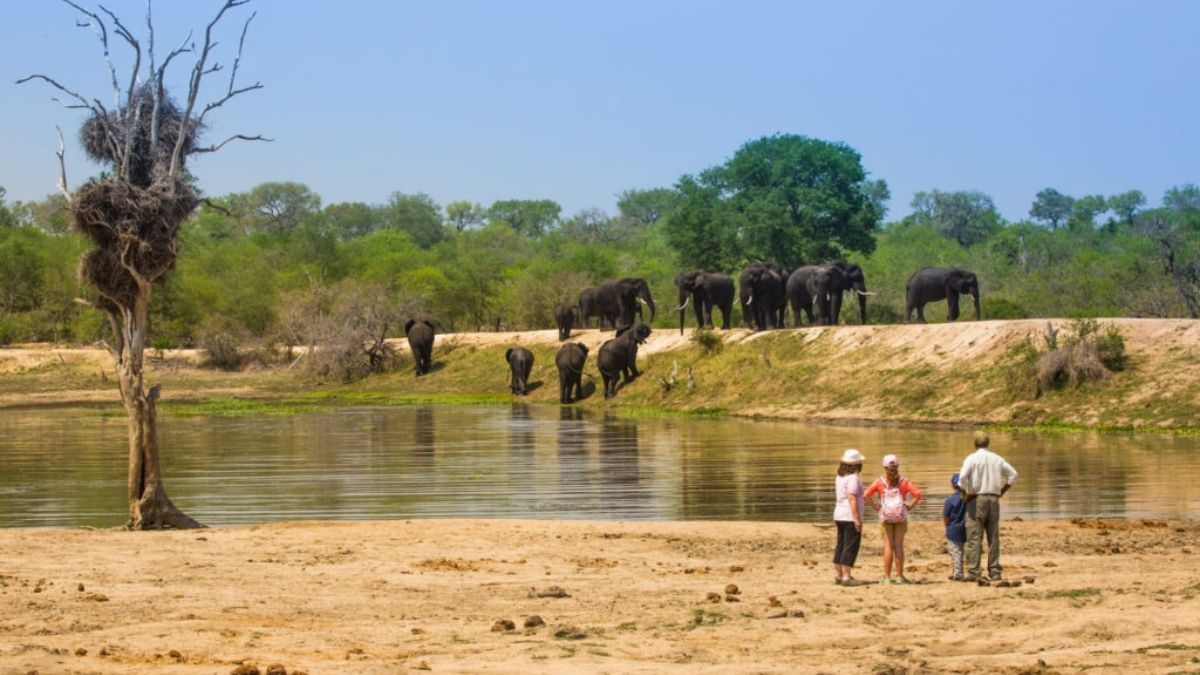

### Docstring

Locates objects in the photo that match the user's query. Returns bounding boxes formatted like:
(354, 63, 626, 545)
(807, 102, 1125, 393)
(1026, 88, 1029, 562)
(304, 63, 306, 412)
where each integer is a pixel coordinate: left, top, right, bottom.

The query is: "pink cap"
(882, 454, 899, 467)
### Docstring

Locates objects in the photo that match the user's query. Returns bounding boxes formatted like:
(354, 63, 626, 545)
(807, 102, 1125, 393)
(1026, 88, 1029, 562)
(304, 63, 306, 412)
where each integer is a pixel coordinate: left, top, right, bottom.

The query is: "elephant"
(505, 347, 534, 395)
(553, 302, 576, 341)
(598, 323, 652, 398)
(739, 263, 788, 330)
(787, 261, 870, 326)
(580, 278, 655, 330)
(674, 271, 734, 334)
(555, 342, 589, 404)
(404, 319, 435, 375)
(905, 267, 981, 323)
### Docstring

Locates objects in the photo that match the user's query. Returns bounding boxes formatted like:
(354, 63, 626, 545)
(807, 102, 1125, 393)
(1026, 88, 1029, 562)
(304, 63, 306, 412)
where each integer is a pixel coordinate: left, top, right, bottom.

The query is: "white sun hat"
(841, 448, 865, 464)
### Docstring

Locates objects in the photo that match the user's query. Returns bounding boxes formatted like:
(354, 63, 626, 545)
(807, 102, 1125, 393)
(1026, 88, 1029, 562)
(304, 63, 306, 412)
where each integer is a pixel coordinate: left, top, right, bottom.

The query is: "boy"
(943, 472, 967, 580)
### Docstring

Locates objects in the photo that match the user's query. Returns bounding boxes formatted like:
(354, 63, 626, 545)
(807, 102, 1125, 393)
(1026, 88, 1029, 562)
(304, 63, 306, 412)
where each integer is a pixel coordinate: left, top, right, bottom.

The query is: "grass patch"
(685, 609, 727, 631)
(1134, 642, 1198, 654)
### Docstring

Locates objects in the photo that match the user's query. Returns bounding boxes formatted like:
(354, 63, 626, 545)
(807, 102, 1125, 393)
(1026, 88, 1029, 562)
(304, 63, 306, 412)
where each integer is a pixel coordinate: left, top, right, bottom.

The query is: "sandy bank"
(1, 518, 1197, 673)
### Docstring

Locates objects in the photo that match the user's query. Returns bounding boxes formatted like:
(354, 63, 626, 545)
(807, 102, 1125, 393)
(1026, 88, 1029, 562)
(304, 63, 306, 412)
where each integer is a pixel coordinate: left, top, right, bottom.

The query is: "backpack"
(878, 477, 908, 523)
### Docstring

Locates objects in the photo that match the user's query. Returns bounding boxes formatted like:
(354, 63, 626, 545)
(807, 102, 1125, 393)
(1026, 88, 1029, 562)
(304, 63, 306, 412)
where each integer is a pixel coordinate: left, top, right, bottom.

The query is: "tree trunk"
(112, 295, 202, 530)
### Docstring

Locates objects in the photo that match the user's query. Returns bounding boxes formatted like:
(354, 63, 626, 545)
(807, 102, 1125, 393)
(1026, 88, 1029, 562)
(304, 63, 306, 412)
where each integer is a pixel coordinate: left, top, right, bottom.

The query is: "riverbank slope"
(1, 318, 1197, 431)
(1, 518, 1197, 674)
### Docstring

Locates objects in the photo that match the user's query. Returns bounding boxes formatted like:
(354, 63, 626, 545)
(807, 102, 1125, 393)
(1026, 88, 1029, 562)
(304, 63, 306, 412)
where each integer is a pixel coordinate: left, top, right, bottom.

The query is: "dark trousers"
(833, 520, 862, 567)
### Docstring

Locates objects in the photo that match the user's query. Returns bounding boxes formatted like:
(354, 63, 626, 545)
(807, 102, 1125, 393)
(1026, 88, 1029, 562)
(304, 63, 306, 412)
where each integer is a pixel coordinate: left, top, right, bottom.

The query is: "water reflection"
(0, 406, 1197, 527)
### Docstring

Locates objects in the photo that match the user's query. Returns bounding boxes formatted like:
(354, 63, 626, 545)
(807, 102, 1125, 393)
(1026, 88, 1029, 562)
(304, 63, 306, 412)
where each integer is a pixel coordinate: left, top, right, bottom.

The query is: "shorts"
(880, 521, 908, 535)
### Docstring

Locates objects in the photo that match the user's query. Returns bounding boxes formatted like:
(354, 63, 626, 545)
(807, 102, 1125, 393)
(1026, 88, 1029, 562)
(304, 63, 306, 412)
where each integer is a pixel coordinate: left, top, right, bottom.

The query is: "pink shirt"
(833, 474, 864, 522)
(864, 476, 923, 502)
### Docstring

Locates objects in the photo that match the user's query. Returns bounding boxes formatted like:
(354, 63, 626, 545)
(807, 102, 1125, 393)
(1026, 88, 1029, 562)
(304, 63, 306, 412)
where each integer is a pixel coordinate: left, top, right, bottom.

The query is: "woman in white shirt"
(832, 449, 867, 586)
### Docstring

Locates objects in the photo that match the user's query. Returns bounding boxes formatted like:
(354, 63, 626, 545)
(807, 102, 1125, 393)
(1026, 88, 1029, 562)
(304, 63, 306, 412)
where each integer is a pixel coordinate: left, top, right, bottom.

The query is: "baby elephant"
(554, 302, 577, 341)
(404, 319, 435, 376)
(555, 342, 589, 404)
(505, 347, 534, 395)
(598, 324, 652, 399)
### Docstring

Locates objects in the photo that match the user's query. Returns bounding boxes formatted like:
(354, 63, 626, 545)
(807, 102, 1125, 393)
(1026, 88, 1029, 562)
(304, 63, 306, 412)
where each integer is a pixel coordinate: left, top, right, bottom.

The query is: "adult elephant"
(905, 267, 981, 323)
(598, 324, 652, 398)
(504, 347, 534, 396)
(788, 261, 870, 326)
(674, 271, 734, 334)
(739, 263, 788, 331)
(555, 342, 589, 404)
(582, 278, 655, 330)
(404, 319, 435, 376)
(553, 302, 576, 341)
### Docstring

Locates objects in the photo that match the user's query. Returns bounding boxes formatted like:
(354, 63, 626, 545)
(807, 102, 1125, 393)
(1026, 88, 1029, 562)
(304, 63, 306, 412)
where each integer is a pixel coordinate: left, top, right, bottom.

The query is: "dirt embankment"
(1, 518, 1198, 674)
(1, 318, 1198, 430)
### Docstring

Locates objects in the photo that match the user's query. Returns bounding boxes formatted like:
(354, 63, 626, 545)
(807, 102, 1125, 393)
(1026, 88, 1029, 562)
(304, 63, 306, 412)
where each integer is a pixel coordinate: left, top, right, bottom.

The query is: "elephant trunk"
(640, 289, 656, 323)
(857, 291, 867, 325)
(972, 289, 981, 321)
(677, 292, 691, 335)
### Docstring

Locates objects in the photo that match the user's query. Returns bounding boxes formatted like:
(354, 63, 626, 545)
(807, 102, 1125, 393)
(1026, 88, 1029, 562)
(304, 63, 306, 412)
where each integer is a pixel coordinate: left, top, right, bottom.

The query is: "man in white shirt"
(957, 430, 1018, 581)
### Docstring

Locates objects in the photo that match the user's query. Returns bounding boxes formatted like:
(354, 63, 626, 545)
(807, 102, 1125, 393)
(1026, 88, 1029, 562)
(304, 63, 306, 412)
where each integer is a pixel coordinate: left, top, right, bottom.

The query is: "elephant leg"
(947, 295, 960, 321)
(916, 304, 927, 323)
(574, 376, 583, 402)
(720, 305, 731, 330)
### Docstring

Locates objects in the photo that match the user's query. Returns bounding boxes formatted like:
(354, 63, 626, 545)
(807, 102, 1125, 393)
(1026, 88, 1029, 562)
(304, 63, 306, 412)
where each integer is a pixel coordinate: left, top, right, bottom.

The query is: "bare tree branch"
(55, 126, 71, 201)
(60, 0, 122, 109)
(228, 11, 256, 96)
(192, 133, 271, 154)
(17, 74, 93, 109)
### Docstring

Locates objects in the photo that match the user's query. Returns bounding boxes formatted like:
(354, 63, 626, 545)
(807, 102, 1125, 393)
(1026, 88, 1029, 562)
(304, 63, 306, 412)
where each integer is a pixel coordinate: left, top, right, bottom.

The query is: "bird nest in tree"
(73, 178, 198, 310)
(79, 86, 200, 189)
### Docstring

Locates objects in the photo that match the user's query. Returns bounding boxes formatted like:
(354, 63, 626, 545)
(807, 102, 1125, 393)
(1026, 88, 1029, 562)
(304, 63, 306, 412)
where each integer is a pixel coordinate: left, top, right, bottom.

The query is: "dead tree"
(20, 0, 267, 529)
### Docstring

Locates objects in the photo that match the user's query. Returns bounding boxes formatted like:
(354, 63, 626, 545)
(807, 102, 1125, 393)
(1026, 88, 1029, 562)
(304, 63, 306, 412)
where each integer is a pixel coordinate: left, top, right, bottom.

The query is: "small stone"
(768, 595, 783, 608)
(265, 664, 287, 675)
(77, 583, 85, 592)
(724, 584, 740, 595)
(410, 627, 425, 635)
(705, 592, 721, 603)
(168, 650, 184, 662)
(554, 626, 587, 640)
(74, 648, 87, 656)
(724, 594, 740, 602)
(491, 619, 516, 632)
(196, 536, 208, 541)
(523, 615, 545, 628)
(413, 661, 431, 671)
(1043, 561, 1057, 568)
(729, 565, 744, 573)
(530, 586, 570, 598)
(1023, 576, 1037, 584)
(230, 665, 260, 675)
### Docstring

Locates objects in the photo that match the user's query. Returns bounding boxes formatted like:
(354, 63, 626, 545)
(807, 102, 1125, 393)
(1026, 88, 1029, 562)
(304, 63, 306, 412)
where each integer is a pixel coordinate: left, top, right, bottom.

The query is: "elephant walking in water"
(404, 319, 435, 375)
(739, 263, 788, 330)
(905, 267, 980, 322)
(674, 271, 734, 334)
(579, 278, 656, 330)
(505, 347, 534, 395)
(787, 261, 870, 326)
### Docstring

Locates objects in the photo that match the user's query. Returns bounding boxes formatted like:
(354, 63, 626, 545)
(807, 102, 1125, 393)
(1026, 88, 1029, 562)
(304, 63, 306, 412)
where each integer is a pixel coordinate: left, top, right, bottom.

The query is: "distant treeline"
(1, 134, 1198, 347)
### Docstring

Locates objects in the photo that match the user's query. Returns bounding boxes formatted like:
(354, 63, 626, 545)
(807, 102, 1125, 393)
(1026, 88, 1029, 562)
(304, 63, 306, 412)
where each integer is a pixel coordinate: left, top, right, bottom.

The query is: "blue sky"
(2, 1, 1196, 222)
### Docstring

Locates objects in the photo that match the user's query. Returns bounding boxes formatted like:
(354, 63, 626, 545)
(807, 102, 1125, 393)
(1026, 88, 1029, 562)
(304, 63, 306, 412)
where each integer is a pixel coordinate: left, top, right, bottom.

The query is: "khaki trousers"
(965, 495, 1002, 579)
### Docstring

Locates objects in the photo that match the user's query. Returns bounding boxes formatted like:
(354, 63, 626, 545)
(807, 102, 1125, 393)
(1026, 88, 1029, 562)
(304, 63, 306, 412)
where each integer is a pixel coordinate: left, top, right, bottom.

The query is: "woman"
(832, 448, 866, 586)
(865, 454, 923, 584)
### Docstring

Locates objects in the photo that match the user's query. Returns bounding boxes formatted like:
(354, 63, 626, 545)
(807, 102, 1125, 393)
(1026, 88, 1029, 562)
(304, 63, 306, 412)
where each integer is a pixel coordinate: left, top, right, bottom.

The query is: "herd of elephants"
(403, 264, 982, 404)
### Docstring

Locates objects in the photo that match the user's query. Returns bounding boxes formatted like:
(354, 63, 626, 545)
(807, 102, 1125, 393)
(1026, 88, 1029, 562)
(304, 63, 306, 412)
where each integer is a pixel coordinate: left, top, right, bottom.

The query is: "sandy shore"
(1, 519, 1198, 674)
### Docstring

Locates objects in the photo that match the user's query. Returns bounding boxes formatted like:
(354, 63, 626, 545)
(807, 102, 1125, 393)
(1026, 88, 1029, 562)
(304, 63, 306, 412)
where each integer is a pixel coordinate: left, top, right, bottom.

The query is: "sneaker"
(895, 576, 912, 585)
(879, 578, 893, 585)
(834, 577, 844, 586)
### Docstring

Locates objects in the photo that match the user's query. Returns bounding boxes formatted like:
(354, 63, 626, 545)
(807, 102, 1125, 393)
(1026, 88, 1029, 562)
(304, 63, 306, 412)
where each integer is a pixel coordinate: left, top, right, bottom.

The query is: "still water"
(1, 405, 1197, 528)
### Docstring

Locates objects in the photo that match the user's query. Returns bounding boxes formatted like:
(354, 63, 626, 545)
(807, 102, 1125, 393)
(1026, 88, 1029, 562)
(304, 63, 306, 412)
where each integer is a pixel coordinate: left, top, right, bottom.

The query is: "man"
(957, 430, 1018, 582)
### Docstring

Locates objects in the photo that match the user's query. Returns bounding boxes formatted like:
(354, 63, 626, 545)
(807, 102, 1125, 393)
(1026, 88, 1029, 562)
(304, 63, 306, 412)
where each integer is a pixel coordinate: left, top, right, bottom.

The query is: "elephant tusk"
(675, 296, 692, 312)
(638, 298, 649, 306)
(855, 290, 877, 296)
(745, 295, 753, 305)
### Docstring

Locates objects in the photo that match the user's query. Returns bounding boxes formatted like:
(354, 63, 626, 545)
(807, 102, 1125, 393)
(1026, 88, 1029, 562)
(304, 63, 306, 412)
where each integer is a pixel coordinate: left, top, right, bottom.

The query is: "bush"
(865, 302, 903, 325)
(1094, 324, 1127, 372)
(690, 327, 723, 355)
(983, 297, 1029, 320)
(196, 318, 247, 371)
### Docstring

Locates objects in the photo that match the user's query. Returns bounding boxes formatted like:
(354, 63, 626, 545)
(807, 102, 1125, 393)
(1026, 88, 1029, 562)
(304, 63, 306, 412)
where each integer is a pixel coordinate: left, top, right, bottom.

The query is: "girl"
(865, 454, 923, 584)
(832, 449, 866, 586)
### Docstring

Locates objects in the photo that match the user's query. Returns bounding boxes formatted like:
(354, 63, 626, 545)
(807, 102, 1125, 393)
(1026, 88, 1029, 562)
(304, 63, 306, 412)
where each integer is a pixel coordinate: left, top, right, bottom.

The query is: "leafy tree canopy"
(1029, 188, 1075, 229)
(382, 192, 445, 249)
(666, 134, 884, 270)
(486, 199, 561, 237)
(907, 189, 1002, 247)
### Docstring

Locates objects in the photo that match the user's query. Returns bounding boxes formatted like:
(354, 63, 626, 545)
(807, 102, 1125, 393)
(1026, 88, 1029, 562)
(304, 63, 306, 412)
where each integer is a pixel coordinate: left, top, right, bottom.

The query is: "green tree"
(0, 187, 12, 228)
(486, 199, 561, 237)
(324, 202, 380, 239)
(1029, 188, 1074, 229)
(1163, 184, 1200, 214)
(616, 188, 681, 227)
(667, 134, 884, 269)
(382, 192, 445, 248)
(1108, 190, 1146, 228)
(908, 189, 1002, 247)
(1069, 194, 1108, 230)
(445, 200, 485, 232)
(559, 208, 624, 245)
(244, 182, 322, 233)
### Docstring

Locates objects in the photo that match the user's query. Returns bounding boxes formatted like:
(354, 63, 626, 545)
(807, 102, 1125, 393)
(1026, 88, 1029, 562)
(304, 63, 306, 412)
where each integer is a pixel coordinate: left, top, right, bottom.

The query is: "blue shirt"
(943, 492, 967, 545)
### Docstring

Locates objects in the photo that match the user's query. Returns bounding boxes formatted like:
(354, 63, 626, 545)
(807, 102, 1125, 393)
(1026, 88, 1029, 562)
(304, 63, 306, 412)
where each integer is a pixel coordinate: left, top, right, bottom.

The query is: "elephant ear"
(578, 343, 588, 355)
(423, 320, 435, 333)
(505, 348, 514, 363)
(404, 319, 416, 335)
